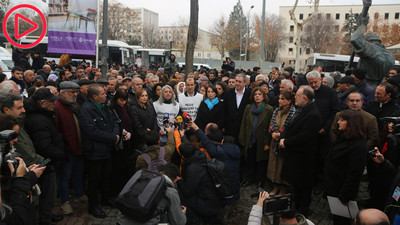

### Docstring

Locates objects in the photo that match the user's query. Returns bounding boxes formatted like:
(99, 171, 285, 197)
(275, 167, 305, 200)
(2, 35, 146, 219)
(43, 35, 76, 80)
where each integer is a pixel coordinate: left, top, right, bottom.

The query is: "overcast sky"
(118, 0, 399, 30)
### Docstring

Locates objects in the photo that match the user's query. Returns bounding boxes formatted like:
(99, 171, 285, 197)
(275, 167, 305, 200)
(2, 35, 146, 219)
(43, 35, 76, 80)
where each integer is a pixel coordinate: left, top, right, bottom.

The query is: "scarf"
(91, 99, 105, 117)
(268, 105, 296, 134)
(204, 98, 219, 110)
(118, 105, 132, 131)
(250, 102, 265, 147)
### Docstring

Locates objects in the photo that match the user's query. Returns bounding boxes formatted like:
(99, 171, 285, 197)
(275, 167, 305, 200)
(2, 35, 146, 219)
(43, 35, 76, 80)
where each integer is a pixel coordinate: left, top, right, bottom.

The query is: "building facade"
(159, 26, 226, 60)
(278, 4, 400, 71)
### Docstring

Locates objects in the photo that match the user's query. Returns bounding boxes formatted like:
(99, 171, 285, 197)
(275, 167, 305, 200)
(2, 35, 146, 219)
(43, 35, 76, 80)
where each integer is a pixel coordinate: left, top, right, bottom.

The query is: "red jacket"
(55, 99, 82, 155)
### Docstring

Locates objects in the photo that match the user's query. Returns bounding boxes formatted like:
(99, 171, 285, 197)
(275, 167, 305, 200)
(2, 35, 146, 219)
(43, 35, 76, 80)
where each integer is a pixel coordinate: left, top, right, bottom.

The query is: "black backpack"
(115, 169, 167, 222)
(204, 158, 234, 199)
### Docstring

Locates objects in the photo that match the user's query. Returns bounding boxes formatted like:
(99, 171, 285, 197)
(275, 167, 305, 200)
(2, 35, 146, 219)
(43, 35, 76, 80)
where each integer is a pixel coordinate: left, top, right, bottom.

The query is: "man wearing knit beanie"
(351, 68, 374, 106)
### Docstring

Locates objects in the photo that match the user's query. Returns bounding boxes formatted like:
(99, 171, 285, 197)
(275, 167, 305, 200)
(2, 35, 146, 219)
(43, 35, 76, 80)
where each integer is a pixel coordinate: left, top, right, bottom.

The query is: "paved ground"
(53, 179, 370, 225)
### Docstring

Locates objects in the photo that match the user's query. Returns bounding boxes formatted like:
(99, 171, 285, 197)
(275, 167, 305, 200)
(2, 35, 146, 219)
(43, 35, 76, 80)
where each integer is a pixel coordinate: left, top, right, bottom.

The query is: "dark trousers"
(86, 158, 112, 208)
(293, 183, 313, 216)
(246, 145, 267, 183)
(38, 170, 57, 223)
(332, 215, 352, 225)
(315, 134, 331, 185)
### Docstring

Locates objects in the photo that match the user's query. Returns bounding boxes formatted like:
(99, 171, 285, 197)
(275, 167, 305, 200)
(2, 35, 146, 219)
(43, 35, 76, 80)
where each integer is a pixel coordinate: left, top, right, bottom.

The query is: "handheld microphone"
(182, 112, 192, 123)
(176, 116, 183, 130)
(163, 113, 170, 128)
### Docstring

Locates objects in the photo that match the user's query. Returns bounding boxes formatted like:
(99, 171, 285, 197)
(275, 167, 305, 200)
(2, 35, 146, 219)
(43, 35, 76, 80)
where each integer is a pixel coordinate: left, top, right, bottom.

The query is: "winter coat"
(79, 99, 119, 160)
(54, 99, 82, 155)
(322, 136, 367, 203)
(177, 151, 223, 209)
(25, 99, 65, 167)
(366, 99, 400, 131)
(130, 100, 158, 133)
(355, 80, 375, 106)
(239, 103, 273, 162)
(281, 102, 321, 186)
(194, 129, 241, 198)
(135, 132, 175, 171)
(13, 117, 44, 166)
(223, 88, 251, 140)
(32, 55, 45, 72)
(1, 172, 38, 225)
(314, 84, 339, 132)
(194, 100, 225, 131)
(117, 175, 186, 225)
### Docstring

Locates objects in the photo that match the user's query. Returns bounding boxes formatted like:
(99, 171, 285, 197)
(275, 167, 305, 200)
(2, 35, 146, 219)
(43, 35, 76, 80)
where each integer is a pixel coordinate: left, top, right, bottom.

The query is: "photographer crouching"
(248, 191, 314, 225)
(0, 114, 45, 224)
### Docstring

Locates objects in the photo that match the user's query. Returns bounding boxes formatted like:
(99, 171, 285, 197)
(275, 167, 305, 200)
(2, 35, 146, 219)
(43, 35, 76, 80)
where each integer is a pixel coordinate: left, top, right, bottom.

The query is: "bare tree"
(253, 14, 287, 62)
(99, 0, 137, 41)
(209, 15, 229, 60)
(185, 0, 198, 75)
(303, 13, 342, 54)
(289, 0, 319, 72)
(142, 26, 162, 48)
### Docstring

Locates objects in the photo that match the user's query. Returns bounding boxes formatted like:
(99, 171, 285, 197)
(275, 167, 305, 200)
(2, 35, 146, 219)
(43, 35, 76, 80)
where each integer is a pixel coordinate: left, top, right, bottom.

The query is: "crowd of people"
(0, 49, 399, 225)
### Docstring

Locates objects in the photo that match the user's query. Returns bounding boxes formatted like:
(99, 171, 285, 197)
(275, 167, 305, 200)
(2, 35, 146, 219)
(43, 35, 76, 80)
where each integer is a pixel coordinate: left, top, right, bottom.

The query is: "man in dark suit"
(279, 85, 321, 216)
(223, 73, 251, 142)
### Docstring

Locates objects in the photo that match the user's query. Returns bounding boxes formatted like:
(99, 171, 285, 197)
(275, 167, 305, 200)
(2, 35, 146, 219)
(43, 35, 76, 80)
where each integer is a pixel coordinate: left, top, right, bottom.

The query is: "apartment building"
(278, 4, 400, 70)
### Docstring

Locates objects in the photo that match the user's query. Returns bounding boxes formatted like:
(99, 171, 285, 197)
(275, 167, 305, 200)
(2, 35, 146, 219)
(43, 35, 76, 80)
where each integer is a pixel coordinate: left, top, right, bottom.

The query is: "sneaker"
(61, 201, 73, 215)
(74, 195, 88, 203)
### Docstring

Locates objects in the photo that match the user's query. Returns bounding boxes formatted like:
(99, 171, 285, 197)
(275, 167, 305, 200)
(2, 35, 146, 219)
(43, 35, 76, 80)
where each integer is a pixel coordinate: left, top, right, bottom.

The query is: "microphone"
(182, 112, 192, 123)
(176, 116, 183, 130)
(163, 113, 170, 128)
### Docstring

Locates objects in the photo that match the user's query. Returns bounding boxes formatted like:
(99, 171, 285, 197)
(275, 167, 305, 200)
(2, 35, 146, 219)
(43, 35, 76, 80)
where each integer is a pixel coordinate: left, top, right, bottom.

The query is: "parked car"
(178, 62, 212, 72)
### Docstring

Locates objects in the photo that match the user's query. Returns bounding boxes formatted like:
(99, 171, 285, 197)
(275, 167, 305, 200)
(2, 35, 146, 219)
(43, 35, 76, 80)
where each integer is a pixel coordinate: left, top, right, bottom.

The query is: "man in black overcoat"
(279, 85, 321, 216)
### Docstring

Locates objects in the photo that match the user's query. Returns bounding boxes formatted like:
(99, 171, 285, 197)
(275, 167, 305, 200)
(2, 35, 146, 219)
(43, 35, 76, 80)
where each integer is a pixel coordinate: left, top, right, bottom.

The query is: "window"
(198, 53, 201, 57)
(335, 25, 340, 32)
(289, 48, 293, 55)
(374, 13, 379, 19)
(326, 13, 331, 20)
(306, 48, 310, 54)
(336, 13, 340, 20)
(309, 13, 312, 17)
(290, 25, 294, 31)
(289, 37, 294, 43)
(385, 13, 389, 19)
(207, 53, 211, 58)
(299, 14, 303, 20)
(345, 13, 349, 19)
(396, 12, 400, 19)
(299, 48, 302, 55)
(317, 13, 321, 19)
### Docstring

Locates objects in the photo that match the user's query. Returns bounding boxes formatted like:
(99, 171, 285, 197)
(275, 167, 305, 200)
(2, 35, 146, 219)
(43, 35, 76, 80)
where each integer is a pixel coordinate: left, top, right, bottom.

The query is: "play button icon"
(2, 4, 47, 49)
(15, 13, 39, 39)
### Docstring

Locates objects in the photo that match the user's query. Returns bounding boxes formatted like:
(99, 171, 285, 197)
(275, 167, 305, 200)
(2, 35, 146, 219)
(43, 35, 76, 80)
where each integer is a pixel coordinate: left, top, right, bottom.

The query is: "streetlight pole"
(239, 12, 242, 69)
(245, 5, 254, 62)
(100, 0, 109, 78)
(259, 0, 266, 69)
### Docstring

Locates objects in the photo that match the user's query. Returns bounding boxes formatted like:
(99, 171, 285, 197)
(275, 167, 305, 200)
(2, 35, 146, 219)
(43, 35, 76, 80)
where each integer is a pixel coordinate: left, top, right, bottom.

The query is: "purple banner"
(48, 31, 96, 55)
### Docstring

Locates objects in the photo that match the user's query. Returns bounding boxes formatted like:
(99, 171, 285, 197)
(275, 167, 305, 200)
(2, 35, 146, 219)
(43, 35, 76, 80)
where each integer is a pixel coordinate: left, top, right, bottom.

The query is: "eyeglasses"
(348, 99, 361, 102)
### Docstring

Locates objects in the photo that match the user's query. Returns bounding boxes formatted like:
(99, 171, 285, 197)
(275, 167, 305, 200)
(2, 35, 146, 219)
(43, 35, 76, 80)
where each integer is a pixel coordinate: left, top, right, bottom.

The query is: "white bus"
(17, 36, 134, 66)
(131, 46, 169, 67)
(305, 53, 359, 75)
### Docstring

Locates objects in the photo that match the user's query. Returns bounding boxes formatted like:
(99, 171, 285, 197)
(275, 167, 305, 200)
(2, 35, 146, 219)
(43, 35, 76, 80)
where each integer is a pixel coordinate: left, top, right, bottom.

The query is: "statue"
(350, 0, 395, 87)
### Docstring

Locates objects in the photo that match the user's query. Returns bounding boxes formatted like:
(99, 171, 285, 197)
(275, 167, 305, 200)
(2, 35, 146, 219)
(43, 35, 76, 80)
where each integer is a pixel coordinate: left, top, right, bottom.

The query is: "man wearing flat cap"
(25, 88, 65, 224)
(77, 79, 94, 106)
(55, 81, 86, 215)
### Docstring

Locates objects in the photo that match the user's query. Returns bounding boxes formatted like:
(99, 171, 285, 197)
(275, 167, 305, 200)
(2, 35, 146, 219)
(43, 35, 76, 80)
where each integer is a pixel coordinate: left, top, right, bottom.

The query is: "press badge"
(392, 186, 400, 201)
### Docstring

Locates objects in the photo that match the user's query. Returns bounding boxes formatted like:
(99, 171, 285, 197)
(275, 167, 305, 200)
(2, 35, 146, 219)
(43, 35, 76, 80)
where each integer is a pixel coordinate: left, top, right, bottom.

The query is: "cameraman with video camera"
(248, 191, 313, 225)
(0, 114, 46, 224)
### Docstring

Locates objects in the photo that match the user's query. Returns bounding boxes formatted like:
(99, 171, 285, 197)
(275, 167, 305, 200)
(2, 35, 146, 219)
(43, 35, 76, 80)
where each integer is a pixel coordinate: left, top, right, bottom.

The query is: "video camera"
(0, 130, 21, 175)
(381, 117, 400, 147)
(251, 187, 292, 225)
